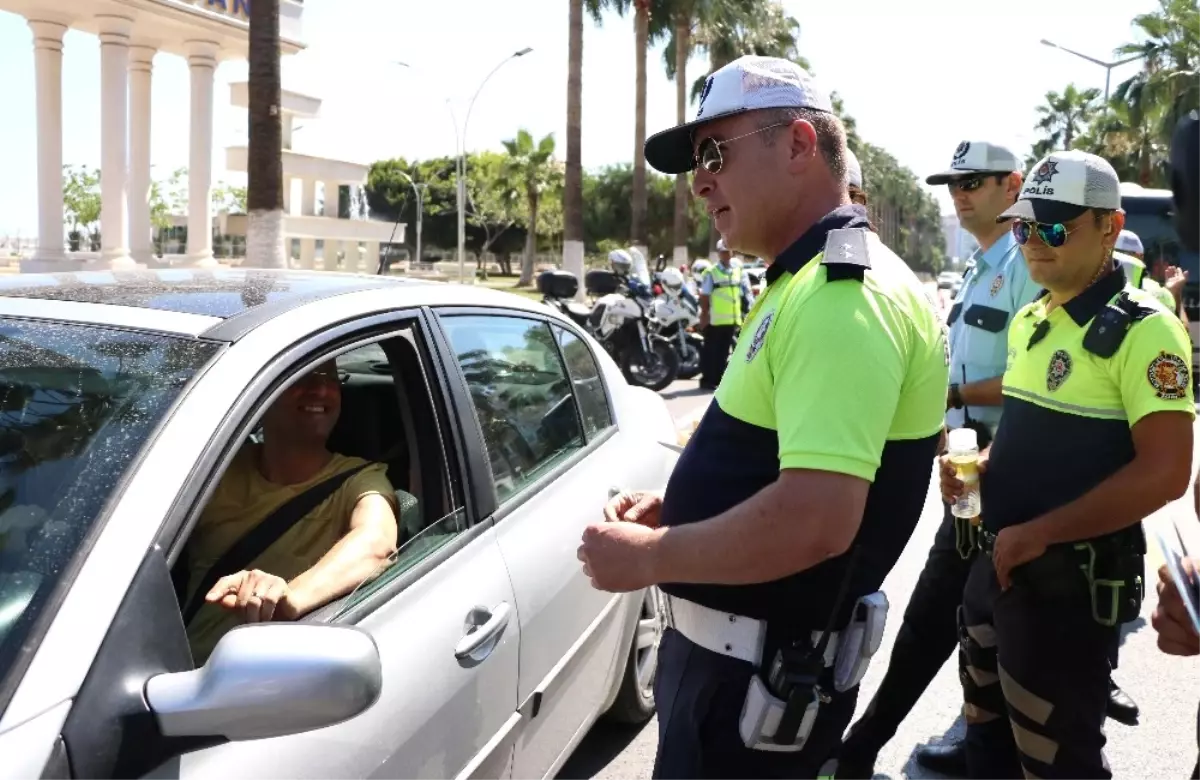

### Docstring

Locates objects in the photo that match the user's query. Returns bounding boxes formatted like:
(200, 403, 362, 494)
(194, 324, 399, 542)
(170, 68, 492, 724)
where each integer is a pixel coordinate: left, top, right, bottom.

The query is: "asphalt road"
(560, 377, 1200, 779)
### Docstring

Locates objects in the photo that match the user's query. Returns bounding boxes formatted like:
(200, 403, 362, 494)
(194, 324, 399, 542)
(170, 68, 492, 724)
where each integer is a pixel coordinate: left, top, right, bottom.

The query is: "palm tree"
(1081, 98, 1169, 186)
(503, 130, 561, 286)
(1113, 0, 1200, 144)
(247, 0, 286, 268)
(1033, 84, 1101, 150)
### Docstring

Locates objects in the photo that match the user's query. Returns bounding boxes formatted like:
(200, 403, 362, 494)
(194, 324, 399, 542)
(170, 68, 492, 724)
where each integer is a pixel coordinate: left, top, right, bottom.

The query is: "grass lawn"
(474, 275, 544, 302)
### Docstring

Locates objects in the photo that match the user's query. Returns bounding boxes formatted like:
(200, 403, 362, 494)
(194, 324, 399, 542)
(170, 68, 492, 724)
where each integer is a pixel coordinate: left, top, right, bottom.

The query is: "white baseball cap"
(926, 141, 1023, 185)
(644, 55, 833, 175)
(997, 150, 1122, 224)
(1115, 229, 1144, 254)
(716, 238, 729, 252)
(846, 149, 863, 189)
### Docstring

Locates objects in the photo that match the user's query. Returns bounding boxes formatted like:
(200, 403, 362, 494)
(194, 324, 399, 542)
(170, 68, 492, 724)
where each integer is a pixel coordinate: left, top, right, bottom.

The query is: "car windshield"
(0, 318, 219, 684)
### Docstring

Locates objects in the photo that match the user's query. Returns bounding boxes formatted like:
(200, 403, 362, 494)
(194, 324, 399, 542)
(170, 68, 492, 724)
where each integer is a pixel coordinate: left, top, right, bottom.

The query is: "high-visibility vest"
(705, 263, 743, 326)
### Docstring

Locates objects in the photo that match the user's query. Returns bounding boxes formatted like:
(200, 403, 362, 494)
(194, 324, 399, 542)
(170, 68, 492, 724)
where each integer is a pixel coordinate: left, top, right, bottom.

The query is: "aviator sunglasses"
(693, 122, 791, 174)
(1012, 219, 1079, 249)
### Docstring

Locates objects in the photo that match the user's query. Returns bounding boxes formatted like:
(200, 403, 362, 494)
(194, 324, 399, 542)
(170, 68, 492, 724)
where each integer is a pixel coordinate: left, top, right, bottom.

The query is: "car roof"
(0, 268, 555, 340)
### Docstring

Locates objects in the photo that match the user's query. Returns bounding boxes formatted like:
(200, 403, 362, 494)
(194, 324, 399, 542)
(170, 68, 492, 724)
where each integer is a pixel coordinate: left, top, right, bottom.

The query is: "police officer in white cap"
(1115, 229, 1186, 316)
(578, 54, 947, 778)
(846, 149, 867, 206)
(698, 237, 751, 388)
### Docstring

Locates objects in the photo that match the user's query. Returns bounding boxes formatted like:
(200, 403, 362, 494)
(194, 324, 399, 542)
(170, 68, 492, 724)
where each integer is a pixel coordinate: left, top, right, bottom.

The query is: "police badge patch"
(989, 274, 1004, 297)
(953, 141, 970, 165)
(1147, 351, 1190, 400)
(745, 312, 773, 363)
(1046, 349, 1072, 392)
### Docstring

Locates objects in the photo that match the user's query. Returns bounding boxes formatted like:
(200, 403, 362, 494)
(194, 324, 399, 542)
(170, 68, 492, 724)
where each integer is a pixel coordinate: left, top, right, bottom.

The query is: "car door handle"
(455, 602, 512, 660)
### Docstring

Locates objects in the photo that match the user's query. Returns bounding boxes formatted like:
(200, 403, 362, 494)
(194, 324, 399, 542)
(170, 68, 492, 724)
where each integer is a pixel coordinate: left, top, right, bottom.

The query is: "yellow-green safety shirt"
(658, 205, 949, 629)
(981, 266, 1195, 536)
(703, 263, 745, 326)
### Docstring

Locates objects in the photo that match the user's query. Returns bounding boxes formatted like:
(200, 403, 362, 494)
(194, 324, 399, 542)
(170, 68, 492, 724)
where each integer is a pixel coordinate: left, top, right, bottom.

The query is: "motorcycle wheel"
(676, 334, 703, 380)
(621, 340, 680, 392)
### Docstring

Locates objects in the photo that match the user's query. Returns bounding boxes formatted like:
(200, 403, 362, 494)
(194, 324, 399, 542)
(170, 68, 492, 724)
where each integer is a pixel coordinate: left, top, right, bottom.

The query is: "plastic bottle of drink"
(947, 427, 981, 522)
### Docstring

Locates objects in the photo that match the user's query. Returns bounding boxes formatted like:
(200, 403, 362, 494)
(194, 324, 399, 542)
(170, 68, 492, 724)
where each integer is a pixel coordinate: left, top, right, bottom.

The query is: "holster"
(1074, 530, 1146, 627)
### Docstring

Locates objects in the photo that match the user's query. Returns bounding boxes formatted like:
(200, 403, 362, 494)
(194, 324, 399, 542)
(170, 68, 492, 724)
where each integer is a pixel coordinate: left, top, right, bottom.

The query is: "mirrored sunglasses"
(1012, 220, 1076, 248)
(948, 176, 988, 193)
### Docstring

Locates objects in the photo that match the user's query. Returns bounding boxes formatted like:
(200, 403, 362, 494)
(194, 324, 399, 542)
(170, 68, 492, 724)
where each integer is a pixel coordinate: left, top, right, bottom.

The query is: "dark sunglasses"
(1012, 220, 1079, 248)
(948, 176, 989, 193)
(693, 122, 791, 174)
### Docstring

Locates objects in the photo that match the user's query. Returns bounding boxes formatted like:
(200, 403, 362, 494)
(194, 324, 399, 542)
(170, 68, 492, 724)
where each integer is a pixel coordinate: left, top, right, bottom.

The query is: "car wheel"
(605, 586, 664, 724)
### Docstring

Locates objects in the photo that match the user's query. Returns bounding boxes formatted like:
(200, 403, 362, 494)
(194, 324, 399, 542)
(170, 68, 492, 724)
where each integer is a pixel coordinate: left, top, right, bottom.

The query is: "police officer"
(698, 237, 750, 389)
(1115, 229, 1183, 314)
(576, 55, 949, 779)
(942, 150, 1194, 778)
(846, 149, 867, 207)
(837, 140, 1041, 778)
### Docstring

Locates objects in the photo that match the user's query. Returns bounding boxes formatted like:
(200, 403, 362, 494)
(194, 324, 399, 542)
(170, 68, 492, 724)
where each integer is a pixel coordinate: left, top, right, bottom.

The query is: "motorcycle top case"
(537, 269, 579, 299)
(585, 269, 622, 296)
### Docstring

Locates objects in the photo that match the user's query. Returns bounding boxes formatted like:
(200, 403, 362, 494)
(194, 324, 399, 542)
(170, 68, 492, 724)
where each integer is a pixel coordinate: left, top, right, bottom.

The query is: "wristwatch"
(948, 383, 964, 410)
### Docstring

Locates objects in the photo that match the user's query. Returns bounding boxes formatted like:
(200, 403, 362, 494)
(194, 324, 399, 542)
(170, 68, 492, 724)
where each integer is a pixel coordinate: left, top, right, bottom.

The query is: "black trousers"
(839, 506, 972, 760)
(700, 324, 736, 386)
(959, 548, 1116, 779)
(652, 628, 856, 779)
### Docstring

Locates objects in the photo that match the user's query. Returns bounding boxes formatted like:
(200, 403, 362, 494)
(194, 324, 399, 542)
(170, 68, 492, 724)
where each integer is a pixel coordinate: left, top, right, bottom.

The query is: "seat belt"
(180, 463, 371, 626)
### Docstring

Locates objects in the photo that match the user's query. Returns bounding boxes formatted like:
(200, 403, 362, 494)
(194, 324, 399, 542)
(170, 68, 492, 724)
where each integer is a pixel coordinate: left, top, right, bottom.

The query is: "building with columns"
(2, 0, 306, 272)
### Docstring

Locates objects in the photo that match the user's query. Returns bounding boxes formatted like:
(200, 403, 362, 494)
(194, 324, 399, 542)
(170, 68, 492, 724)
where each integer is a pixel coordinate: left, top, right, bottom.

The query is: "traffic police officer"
(577, 55, 949, 779)
(698, 237, 750, 389)
(838, 140, 1040, 778)
(1115, 229, 1181, 313)
(846, 149, 867, 206)
(942, 150, 1194, 778)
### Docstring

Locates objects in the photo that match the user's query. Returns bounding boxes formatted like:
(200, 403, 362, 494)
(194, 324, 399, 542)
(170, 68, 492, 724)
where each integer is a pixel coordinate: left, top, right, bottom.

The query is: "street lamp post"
(395, 49, 532, 283)
(1039, 39, 1147, 103)
(457, 47, 533, 283)
(393, 169, 423, 269)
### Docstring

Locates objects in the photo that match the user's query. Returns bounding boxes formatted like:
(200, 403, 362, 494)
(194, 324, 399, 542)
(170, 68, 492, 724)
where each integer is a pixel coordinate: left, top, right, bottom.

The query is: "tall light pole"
(457, 47, 533, 283)
(1039, 39, 1147, 103)
(394, 169, 423, 269)
(395, 49, 532, 283)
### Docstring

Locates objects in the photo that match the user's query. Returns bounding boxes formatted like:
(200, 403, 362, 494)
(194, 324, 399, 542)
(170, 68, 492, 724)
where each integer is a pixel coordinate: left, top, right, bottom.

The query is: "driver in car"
(181, 361, 400, 663)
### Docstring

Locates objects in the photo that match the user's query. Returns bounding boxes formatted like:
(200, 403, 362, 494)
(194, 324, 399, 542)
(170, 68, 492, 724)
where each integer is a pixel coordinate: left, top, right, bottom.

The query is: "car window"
(0, 319, 218, 681)
(553, 325, 612, 440)
(439, 315, 585, 503)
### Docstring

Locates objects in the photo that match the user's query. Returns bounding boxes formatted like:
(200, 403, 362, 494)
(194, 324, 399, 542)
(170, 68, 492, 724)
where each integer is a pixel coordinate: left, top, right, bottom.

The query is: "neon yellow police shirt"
(714, 228, 948, 483)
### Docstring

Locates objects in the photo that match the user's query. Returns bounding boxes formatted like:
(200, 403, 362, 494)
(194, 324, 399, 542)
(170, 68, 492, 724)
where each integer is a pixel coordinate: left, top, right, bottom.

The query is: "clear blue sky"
(0, 0, 1159, 237)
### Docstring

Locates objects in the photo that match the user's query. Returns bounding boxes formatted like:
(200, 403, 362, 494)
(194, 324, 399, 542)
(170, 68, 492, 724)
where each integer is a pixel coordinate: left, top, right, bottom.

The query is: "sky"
(0, 0, 1162, 238)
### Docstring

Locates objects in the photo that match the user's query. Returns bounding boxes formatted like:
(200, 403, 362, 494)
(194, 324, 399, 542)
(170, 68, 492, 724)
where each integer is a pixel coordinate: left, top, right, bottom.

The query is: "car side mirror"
(144, 623, 381, 741)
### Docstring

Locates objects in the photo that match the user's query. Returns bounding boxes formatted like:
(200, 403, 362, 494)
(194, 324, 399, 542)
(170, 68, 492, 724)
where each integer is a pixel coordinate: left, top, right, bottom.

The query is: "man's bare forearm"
(960, 376, 1004, 407)
(653, 472, 864, 586)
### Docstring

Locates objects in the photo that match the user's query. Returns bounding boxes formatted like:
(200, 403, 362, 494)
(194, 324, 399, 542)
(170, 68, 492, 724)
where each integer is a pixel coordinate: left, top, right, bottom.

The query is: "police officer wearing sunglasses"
(576, 55, 948, 778)
(838, 140, 1046, 778)
(940, 149, 1195, 778)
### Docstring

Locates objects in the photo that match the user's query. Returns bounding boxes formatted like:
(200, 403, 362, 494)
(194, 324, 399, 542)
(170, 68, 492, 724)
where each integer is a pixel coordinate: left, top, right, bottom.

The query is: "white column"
(128, 45, 155, 265)
(301, 179, 316, 215)
(28, 20, 68, 269)
(364, 242, 380, 274)
(298, 239, 316, 269)
(283, 176, 292, 214)
(323, 181, 339, 217)
(186, 40, 219, 267)
(97, 15, 134, 268)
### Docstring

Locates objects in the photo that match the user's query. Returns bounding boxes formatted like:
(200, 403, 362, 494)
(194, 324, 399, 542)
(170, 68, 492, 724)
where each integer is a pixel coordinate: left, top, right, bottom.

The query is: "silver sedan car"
(0, 269, 676, 779)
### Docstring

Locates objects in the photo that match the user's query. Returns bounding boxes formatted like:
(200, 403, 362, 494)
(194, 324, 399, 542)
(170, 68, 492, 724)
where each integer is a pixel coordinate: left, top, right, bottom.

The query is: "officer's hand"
(938, 450, 989, 504)
(577, 521, 663, 592)
(992, 524, 1047, 590)
(604, 490, 664, 528)
(1152, 558, 1200, 656)
(1165, 265, 1188, 298)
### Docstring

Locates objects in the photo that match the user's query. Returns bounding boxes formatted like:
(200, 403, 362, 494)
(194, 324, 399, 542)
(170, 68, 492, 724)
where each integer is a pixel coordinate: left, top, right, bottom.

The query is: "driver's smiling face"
(265, 361, 342, 442)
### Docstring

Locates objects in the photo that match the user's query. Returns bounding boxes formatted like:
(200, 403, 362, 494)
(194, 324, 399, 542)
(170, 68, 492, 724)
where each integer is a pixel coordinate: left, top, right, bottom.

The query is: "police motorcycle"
(648, 267, 703, 380)
(537, 249, 679, 392)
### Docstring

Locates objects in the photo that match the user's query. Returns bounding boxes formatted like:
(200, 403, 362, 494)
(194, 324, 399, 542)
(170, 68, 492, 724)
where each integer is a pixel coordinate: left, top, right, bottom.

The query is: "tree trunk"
(672, 19, 690, 267)
(247, 0, 286, 269)
(521, 192, 539, 286)
(563, 0, 586, 299)
(631, 1, 649, 248)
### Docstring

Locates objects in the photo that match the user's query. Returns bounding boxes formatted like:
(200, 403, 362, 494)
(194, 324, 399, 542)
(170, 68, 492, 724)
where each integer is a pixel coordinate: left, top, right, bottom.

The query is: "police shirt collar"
(765, 204, 871, 285)
(1032, 261, 1124, 326)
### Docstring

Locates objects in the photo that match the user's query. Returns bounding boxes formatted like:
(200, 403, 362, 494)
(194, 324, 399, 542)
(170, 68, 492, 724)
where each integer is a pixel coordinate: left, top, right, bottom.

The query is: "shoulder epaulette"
(822, 228, 872, 282)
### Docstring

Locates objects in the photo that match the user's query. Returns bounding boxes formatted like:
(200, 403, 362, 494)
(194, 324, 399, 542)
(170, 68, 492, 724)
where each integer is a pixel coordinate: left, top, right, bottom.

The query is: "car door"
(436, 312, 639, 778)
(152, 320, 522, 779)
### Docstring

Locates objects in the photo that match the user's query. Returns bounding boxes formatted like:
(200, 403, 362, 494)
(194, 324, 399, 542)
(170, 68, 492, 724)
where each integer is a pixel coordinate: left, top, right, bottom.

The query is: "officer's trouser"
(839, 505, 971, 761)
(960, 548, 1116, 779)
(700, 324, 736, 386)
(652, 627, 856, 779)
